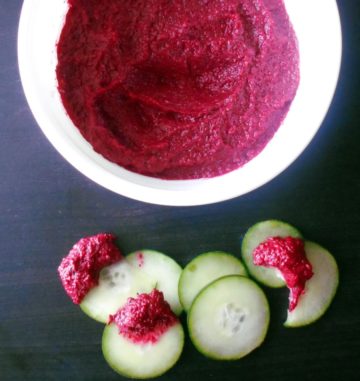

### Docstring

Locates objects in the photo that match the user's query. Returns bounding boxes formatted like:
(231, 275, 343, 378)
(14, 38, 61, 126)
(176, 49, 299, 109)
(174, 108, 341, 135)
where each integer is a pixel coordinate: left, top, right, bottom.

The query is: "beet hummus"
(56, 0, 299, 179)
(58, 233, 123, 304)
(253, 237, 313, 311)
(109, 289, 178, 344)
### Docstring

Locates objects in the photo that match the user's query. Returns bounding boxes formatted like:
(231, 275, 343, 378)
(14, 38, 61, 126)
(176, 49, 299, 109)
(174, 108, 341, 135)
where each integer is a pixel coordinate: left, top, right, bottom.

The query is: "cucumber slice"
(241, 220, 302, 287)
(80, 260, 156, 323)
(284, 241, 339, 327)
(188, 275, 270, 360)
(178, 251, 247, 311)
(127, 250, 183, 315)
(102, 322, 184, 379)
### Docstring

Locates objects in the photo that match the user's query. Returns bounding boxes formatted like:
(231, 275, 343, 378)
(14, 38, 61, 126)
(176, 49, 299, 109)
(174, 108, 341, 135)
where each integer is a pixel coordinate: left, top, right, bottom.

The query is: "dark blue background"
(0, 1, 359, 380)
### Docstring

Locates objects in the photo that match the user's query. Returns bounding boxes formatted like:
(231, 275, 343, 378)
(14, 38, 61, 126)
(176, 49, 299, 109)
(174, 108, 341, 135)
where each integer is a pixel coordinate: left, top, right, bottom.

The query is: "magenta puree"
(57, 0, 299, 179)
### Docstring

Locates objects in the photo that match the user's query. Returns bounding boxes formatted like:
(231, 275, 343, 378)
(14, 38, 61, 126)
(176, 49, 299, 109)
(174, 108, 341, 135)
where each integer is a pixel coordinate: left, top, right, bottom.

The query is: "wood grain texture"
(0, 1, 359, 380)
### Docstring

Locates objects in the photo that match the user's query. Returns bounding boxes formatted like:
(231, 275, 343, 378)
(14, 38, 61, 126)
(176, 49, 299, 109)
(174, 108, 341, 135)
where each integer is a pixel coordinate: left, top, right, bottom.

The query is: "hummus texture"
(253, 237, 313, 311)
(58, 233, 123, 304)
(57, 0, 299, 179)
(109, 289, 178, 344)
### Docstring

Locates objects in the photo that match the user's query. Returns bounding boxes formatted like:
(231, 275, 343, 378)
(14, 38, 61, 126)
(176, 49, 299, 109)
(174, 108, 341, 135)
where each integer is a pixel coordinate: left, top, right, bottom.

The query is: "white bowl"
(18, 0, 342, 206)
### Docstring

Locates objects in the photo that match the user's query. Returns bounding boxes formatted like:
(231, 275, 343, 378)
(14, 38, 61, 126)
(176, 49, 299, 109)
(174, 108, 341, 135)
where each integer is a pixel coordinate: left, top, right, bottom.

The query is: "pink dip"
(253, 236, 313, 311)
(109, 289, 178, 344)
(58, 233, 123, 304)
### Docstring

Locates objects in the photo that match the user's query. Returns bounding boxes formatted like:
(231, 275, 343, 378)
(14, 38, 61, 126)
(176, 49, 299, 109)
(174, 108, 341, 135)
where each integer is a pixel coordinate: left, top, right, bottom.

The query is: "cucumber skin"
(241, 220, 302, 288)
(178, 251, 248, 312)
(102, 323, 184, 379)
(187, 275, 270, 361)
(284, 241, 339, 328)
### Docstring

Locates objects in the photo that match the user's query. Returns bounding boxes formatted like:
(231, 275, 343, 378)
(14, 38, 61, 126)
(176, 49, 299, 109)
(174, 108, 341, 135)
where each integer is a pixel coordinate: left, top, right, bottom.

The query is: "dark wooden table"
(1, 1, 359, 380)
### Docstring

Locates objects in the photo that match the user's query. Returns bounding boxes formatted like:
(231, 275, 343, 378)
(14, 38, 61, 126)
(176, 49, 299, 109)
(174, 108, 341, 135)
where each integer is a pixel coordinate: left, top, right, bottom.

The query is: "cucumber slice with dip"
(102, 322, 184, 379)
(285, 241, 339, 327)
(127, 250, 183, 315)
(178, 251, 247, 311)
(242, 220, 302, 287)
(188, 275, 270, 360)
(102, 289, 184, 379)
(80, 260, 156, 323)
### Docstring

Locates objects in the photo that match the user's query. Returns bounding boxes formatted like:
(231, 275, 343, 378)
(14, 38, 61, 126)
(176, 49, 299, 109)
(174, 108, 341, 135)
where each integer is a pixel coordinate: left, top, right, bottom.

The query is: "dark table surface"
(1, 1, 359, 380)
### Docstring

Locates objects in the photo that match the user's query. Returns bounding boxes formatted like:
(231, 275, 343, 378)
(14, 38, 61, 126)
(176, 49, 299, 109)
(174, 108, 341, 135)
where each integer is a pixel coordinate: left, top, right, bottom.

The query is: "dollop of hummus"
(58, 233, 123, 304)
(253, 236, 313, 311)
(109, 289, 178, 344)
(57, 0, 299, 179)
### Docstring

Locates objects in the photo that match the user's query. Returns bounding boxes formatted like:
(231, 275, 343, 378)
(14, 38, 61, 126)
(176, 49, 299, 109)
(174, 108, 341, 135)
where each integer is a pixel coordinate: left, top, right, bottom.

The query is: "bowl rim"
(17, 0, 342, 206)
